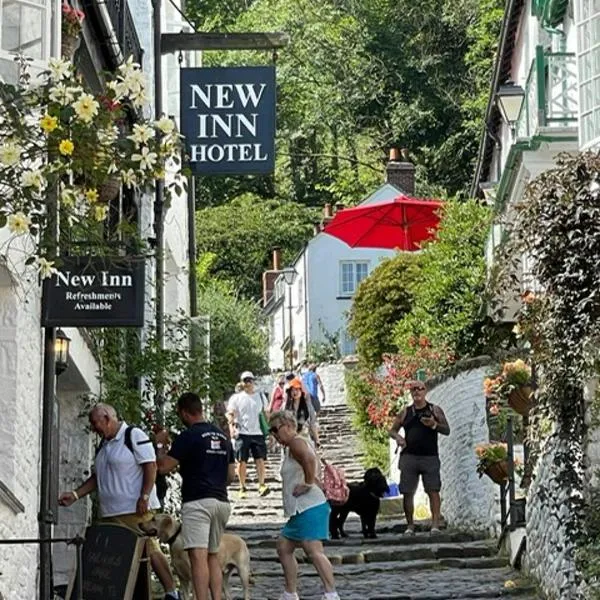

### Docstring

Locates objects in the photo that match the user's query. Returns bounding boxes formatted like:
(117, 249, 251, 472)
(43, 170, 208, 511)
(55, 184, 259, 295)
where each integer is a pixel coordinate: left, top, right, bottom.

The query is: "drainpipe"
(152, 0, 165, 424)
(93, 0, 124, 64)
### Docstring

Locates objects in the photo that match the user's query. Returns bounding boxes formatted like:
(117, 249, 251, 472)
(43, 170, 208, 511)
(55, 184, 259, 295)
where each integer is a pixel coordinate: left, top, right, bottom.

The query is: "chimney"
(272, 247, 281, 271)
(262, 247, 282, 307)
(385, 148, 415, 195)
(322, 203, 334, 226)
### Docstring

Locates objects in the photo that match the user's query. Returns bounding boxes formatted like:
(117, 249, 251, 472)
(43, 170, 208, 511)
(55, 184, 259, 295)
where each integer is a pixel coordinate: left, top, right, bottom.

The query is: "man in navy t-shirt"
(157, 392, 235, 600)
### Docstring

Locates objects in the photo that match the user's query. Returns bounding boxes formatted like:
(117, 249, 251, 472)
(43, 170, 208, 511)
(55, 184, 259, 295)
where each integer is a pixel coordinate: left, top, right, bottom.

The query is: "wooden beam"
(161, 32, 290, 54)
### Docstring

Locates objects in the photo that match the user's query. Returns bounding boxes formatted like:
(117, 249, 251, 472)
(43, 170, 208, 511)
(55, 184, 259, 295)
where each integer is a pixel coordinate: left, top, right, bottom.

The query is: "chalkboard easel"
(65, 524, 151, 600)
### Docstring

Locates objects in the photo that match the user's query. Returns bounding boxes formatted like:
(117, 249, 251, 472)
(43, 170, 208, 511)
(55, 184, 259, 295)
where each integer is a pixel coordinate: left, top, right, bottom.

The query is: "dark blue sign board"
(180, 66, 276, 175)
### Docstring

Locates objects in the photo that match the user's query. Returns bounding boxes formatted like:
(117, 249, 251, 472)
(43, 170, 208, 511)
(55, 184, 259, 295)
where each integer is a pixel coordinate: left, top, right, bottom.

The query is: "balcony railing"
(515, 46, 577, 140)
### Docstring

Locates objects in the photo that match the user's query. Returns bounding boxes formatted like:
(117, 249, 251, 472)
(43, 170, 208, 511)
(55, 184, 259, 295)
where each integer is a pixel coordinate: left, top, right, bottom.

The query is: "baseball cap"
(288, 378, 303, 389)
(240, 371, 255, 381)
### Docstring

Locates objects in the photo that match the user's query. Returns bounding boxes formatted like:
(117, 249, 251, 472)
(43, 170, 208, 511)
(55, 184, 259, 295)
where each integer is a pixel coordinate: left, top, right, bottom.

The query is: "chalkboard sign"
(65, 524, 150, 600)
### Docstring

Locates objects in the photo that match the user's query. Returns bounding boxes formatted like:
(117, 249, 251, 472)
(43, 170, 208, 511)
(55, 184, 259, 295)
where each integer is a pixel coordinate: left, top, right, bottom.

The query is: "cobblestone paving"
(224, 405, 542, 600)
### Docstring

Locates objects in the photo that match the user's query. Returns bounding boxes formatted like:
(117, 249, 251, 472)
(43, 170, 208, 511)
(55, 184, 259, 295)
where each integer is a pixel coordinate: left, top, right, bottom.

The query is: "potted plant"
(483, 359, 533, 416)
(61, 3, 85, 58)
(475, 442, 508, 485)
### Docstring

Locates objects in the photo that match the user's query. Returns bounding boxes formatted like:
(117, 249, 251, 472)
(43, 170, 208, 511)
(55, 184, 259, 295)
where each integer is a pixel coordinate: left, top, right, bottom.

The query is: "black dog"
(329, 467, 389, 539)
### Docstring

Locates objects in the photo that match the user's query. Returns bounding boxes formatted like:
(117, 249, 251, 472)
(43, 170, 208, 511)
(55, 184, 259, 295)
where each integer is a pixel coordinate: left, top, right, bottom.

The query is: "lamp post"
(281, 267, 297, 369)
(496, 82, 526, 133)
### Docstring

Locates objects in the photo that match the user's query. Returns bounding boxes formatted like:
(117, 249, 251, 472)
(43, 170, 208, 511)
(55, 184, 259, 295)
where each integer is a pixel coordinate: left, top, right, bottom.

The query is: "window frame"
(338, 260, 370, 297)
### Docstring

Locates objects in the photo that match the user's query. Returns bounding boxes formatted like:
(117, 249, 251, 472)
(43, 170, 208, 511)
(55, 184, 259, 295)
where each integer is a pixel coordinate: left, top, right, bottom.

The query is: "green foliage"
(187, 0, 504, 211)
(346, 369, 390, 472)
(197, 275, 268, 403)
(88, 316, 209, 430)
(195, 194, 317, 297)
(348, 252, 421, 367)
(577, 487, 600, 598)
(306, 323, 341, 363)
(394, 198, 492, 358)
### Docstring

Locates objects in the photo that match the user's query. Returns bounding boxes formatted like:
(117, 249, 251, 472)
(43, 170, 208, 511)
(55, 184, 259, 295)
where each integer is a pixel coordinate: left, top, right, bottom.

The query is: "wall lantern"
(281, 266, 297, 286)
(55, 328, 71, 375)
(496, 82, 526, 125)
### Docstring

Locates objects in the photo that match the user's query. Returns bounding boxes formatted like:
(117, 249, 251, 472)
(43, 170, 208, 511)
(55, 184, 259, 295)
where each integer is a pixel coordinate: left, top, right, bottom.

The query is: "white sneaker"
(404, 525, 416, 536)
(322, 593, 341, 600)
(279, 592, 299, 600)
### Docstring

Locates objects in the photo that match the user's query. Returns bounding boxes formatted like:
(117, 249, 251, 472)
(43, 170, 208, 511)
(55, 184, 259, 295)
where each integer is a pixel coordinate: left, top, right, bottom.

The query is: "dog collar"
(166, 523, 183, 545)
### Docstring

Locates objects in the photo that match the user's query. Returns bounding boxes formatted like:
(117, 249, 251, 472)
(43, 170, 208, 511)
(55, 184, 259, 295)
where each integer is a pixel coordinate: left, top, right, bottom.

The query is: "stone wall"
(428, 366, 497, 531)
(0, 270, 43, 600)
(389, 364, 496, 532)
(524, 434, 579, 599)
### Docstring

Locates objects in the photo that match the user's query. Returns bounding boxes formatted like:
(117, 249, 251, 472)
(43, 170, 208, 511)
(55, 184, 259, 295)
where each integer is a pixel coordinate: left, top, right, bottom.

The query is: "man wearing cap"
(226, 371, 270, 498)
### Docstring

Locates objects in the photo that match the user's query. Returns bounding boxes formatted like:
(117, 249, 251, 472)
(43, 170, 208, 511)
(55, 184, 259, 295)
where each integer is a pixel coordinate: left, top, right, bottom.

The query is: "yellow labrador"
(140, 513, 252, 600)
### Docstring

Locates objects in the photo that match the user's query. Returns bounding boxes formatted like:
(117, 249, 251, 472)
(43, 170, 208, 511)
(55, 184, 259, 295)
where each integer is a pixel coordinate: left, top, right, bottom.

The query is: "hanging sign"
(180, 66, 276, 175)
(41, 256, 145, 327)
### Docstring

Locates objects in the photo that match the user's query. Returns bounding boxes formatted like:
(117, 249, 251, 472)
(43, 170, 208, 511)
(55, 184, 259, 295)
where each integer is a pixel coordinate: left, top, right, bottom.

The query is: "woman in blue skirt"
(268, 410, 340, 600)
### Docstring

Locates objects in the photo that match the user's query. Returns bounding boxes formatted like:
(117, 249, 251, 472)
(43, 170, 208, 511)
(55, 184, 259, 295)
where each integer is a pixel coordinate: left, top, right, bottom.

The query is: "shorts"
(234, 434, 267, 462)
(399, 453, 441, 494)
(182, 497, 231, 552)
(101, 511, 161, 556)
(281, 502, 330, 541)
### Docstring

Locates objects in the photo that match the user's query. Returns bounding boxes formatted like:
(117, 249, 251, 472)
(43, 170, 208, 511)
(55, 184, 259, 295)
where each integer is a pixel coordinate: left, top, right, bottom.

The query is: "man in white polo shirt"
(58, 403, 180, 600)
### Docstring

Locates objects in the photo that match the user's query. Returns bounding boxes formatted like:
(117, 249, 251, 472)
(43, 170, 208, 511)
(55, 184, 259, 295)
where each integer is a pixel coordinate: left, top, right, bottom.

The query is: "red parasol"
(322, 195, 443, 250)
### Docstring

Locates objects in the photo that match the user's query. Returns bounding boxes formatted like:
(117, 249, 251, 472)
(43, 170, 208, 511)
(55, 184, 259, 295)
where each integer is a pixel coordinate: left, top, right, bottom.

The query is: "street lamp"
(496, 82, 526, 128)
(281, 267, 297, 369)
(55, 328, 71, 376)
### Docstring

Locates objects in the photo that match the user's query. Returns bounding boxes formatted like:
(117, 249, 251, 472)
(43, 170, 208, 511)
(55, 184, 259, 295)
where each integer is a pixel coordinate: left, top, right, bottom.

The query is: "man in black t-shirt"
(157, 393, 235, 600)
(389, 381, 450, 536)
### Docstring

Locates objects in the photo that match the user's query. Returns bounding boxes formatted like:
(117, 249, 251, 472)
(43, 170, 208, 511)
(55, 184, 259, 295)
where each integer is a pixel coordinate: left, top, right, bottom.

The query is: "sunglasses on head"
(269, 423, 284, 435)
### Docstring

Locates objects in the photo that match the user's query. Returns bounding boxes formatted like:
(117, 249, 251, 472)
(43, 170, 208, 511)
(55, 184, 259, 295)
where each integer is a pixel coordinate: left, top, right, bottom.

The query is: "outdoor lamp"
(496, 82, 526, 125)
(55, 328, 71, 375)
(281, 266, 297, 286)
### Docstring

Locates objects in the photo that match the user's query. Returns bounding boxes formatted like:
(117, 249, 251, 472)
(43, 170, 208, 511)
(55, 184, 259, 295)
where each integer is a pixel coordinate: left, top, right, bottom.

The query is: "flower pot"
(485, 460, 508, 485)
(98, 177, 121, 203)
(61, 34, 80, 59)
(508, 385, 533, 416)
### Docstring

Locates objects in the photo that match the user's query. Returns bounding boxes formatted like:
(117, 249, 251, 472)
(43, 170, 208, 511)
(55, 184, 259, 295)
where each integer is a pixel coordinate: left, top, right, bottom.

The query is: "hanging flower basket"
(485, 460, 509, 485)
(98, 177, 121, 203)
(61, 34, 80, 59)
(508, 385, 533, 416)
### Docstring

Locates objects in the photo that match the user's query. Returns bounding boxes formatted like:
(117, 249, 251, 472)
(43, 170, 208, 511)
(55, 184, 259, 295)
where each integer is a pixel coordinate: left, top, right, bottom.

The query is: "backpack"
(321, 459, 350, 506)
(96, 425, 168, 506)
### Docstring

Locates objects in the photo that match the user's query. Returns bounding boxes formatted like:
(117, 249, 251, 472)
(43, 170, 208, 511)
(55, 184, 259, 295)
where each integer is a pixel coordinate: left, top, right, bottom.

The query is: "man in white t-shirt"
(226, 371, 270, 499)
(58, 403, 180, 600)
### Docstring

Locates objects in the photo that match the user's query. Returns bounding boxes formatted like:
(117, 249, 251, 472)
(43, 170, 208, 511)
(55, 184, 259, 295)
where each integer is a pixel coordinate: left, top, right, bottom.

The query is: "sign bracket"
(161, 31, 289, 54)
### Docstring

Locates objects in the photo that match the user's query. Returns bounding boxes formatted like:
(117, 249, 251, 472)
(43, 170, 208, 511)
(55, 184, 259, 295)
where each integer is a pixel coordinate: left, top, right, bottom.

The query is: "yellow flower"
(85, 188, 99, 203)
(7, 211, 31, 235)
(59, 139, 74, 156)
(153, 169, 165, 180)
(72, 93, 99, 123)
(504, 580, 516, 589)
(60, 188, 76, 207)
(93, 205, 108, 221)
(40, 114, 58, 134)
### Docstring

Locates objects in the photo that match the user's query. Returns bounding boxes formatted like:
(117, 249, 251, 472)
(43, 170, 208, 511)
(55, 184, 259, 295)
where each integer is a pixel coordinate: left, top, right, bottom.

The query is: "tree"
(348, 252, 420, 366)
(197, 275, 268, 403)
(393, 199, 491, 358)
(195, 193, 317, 298)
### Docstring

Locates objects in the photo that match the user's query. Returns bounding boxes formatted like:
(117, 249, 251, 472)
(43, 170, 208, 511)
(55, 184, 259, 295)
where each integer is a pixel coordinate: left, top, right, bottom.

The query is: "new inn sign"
(41, 256, 145, 327)
(180, 66, 276, 175)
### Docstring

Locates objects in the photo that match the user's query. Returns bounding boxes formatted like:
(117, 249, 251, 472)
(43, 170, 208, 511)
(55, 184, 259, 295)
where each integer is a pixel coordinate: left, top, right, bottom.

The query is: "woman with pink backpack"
(268, 410, 341, 600)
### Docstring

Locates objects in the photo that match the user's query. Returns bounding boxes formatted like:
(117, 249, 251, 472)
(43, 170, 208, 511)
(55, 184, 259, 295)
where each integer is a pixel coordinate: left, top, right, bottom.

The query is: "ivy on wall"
(494, 152, 600, 594)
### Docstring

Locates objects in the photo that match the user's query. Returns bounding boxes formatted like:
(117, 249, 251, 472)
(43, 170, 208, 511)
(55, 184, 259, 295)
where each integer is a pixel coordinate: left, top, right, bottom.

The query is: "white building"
(0, 0, 193, 596)
(262, 155, 418, 370)
(472, 0, 578, 311)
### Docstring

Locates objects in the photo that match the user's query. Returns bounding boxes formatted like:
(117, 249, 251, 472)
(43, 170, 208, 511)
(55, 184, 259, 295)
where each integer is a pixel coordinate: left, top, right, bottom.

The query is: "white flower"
(155, 117, 175, 135)
(130, 87, 148, 109)
(123, 70, 146, 95)
(120, 169, 138, 188)
(49, 84, 77, 105)
(60, 187, 76, 207)
(8, 211, 31, 235)
(37, 257, 57, 279)
(21, 169, 46, 190)
(128, 123, 154, 146)
(117, 56, 139, 79)
(47, 58, 72, 81)
(131, 146, 157, 171)
(0, 142, 22, 166)
(98, 126, 119, 144)
(72, 93, 99, 123)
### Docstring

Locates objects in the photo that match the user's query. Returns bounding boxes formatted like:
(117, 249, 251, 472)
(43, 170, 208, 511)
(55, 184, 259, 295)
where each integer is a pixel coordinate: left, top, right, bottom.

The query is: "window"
(341, 330, 356, 356)
(577, 0, 600, 147)
(0, 0, 49, 83)
(339, 261, 369, 296)
(296, 276, 303, 311)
